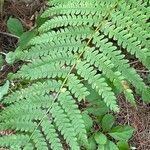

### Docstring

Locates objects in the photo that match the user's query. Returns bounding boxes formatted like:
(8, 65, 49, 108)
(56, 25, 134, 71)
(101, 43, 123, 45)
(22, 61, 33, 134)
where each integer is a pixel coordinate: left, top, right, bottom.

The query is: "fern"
(1, 0, 150, 149)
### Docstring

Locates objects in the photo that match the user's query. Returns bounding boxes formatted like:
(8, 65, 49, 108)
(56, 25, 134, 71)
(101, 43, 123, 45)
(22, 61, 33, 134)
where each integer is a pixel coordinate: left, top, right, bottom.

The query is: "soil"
(0, 0, 46, 82)
(0, 1, 150, 150)
(117, 94, 150, 150)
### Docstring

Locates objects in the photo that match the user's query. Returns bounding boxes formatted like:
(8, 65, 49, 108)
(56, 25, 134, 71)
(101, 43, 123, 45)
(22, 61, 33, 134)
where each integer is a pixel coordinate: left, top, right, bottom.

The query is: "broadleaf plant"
(0, 0, 149, 149)
(7, 17, 24, 37)
(85, 100, 134, 150)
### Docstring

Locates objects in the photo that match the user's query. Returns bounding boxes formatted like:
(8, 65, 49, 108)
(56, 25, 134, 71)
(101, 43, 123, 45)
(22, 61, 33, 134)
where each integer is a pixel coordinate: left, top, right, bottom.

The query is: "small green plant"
(82, 86, 134, 150)
(0, 0, 149, 150)
(6, 17, 37, 49)
(7, 17, 24, 37)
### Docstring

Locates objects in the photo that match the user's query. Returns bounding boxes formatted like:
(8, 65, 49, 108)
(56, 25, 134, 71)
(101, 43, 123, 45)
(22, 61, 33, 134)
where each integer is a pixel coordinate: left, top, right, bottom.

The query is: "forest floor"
(0, 1, 150, 150)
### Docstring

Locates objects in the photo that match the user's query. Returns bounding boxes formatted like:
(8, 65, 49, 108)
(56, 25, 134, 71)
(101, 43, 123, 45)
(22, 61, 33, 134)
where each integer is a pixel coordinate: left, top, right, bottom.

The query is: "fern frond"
(110, 8, 150, 49)
(0, 105, 44, 121)
(39, 15, 100, 33)
(41, 119, 64, 150)
(49, 0, 71, 5)
(127, 0, 150, 18)
(50, 102, 80, 150)
(83, 47, 124, 84)
(0, 134, 30, 148)
(12, 50, 80, 80)
(1, 95, 54, 122)
(93, 35, 147, 92)
(58, 91, 88, 145)
(76, 61, 119, 112)
(118, 1, 150, 31)
(14, 63, 71, 80)
(101, 22, 150, 70)
(30, 130, 48, 150)
(41, 0, 113, 19)
(42, 3, 99, 17)
(29, 51, 75, 66)
(3, 80, 62, 104)
(1, 0, 149, 149)
(39, 0, 118, 33)
(31, 26, 94, 45)
(0, 119, 36, 132)
(19, 40, 85, 60)
(67, 74, 90, 101)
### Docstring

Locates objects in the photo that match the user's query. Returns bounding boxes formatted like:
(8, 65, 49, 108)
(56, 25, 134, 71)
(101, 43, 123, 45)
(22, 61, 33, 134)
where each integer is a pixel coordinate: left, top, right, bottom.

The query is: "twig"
(136, 70, 150, 73)
(0, 31, 19, 39)
(0, 52, 6, 55)
(129, 61, 139, 65)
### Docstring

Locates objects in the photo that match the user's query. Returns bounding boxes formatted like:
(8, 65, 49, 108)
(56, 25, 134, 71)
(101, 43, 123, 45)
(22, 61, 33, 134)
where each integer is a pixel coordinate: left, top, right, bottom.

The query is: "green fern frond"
(41, 0, 112, 18)
(110, 8, 150, 49)
(93, 34, 147, 93)
(3, 80, 62, 104)
(19, 40, 85, 60)
(127, 0, 150, 18)
(0, 119, 36, 132)
(67, 74, 90, 101)
(50, 102, 80, 150)
(39, 15, 100, 33)
(118, 1, 150, 31)
(58, 91, 88, 144)
(83, 47, 124, 83)
(41, 119, 64, 150)
(101, 23, 150, 69)
(76, 61, 119, 112)
(0, 134, 30, 148)
(1, 0, 150, 149)
(30, 130, 48, 150)
(14, 63, 71, 80)
(31, 26, 94, 45)
(0, 105, 44, 121)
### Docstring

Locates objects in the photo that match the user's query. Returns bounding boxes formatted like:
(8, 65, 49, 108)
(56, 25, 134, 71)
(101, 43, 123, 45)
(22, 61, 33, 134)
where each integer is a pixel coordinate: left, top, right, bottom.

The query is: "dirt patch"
(117, 94, 150, 150)
(0, 0, 46, 82)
